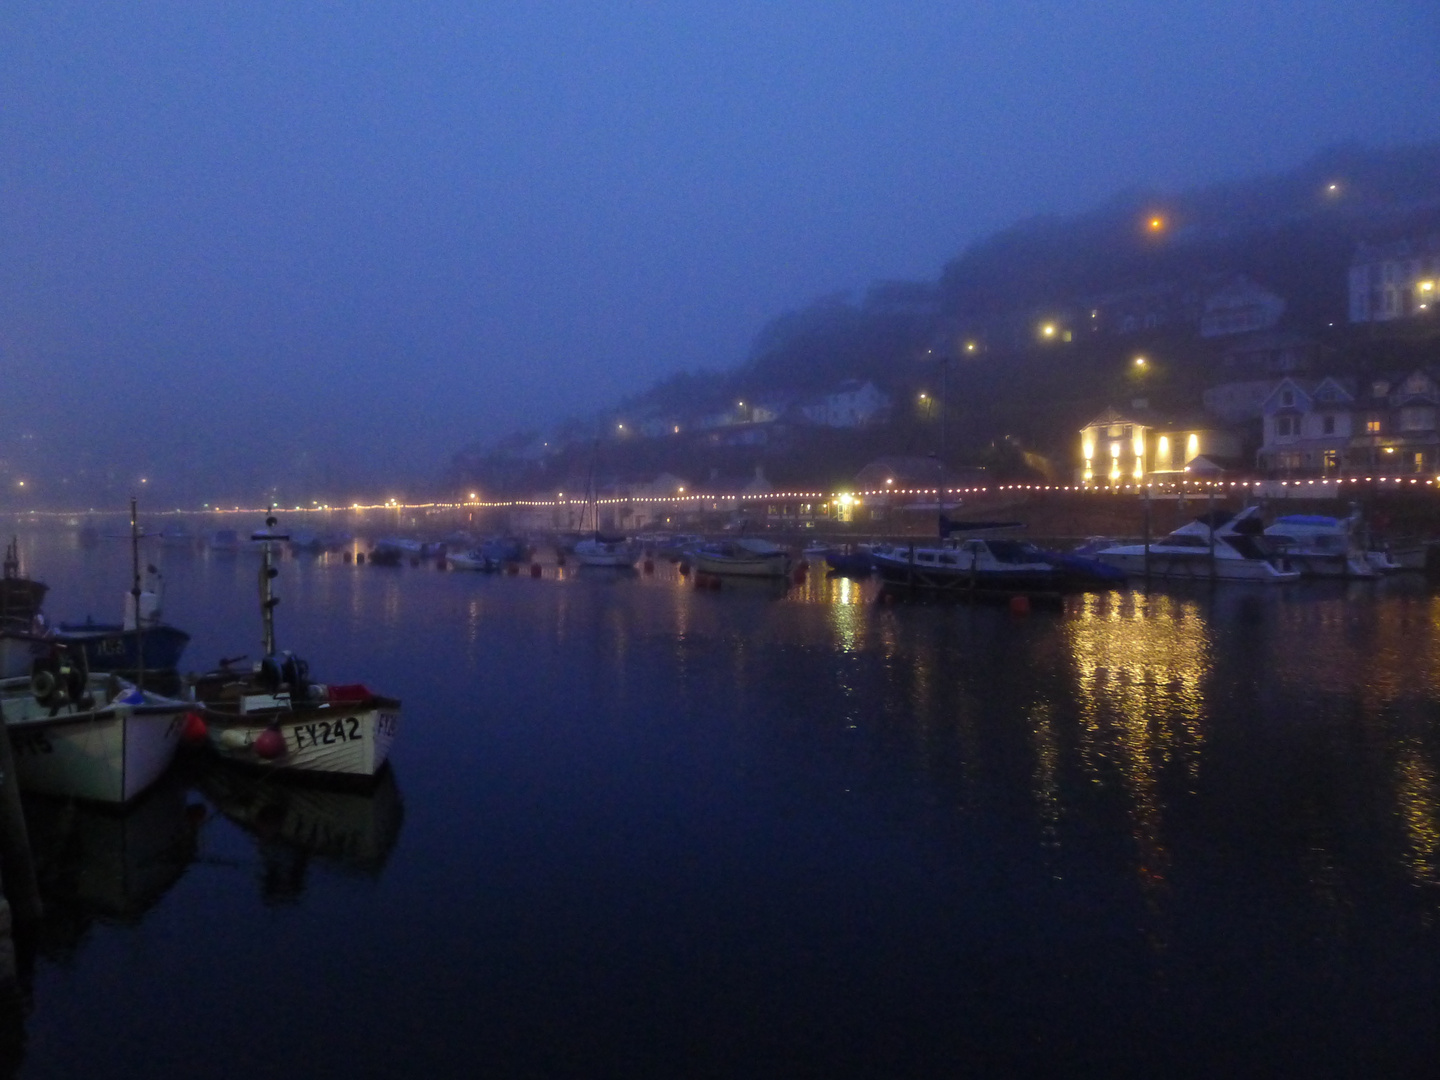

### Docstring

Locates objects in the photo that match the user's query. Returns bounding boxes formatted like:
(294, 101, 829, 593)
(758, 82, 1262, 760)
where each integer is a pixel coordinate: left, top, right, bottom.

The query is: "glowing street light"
(1134, 355, 1147, 368)
(964, 341, 978, 354)
(1041, 323, 1057, 338)
(1147, 215, 1166, 233)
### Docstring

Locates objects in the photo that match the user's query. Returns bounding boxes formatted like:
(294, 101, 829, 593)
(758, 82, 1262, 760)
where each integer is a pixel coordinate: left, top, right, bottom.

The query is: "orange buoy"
(1009, 595, 1031, 616)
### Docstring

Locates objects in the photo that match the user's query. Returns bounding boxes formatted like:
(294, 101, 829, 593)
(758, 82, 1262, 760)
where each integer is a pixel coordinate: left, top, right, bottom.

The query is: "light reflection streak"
(1395, 738, 1440, 894)
(1063, 590, 1212, 925)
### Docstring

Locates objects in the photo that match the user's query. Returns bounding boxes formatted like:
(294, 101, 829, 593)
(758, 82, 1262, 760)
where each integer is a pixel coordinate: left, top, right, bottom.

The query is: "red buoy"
(643, 559, 654, 573)
(1009, 595, 1031, 616)
(180, 711, 209, 747)
(530, 562, 542, 577)
(355, 552, 365, 564)
(254, 726, 287, 759)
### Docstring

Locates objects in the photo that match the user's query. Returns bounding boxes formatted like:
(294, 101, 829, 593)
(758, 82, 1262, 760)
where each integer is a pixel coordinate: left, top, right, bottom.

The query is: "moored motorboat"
(873, 537, 1062, 592)
(572, 535, 639, 568)
(1094, 506, 1299, 582)
(193, 513, 401, 781)
(693, 538, 793, 578)
(1262, 511, 1376, 579)
(2, 653, 195, 804)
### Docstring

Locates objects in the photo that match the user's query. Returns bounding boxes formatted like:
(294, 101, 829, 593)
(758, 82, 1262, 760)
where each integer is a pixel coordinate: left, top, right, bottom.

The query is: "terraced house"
(1257, 370, 1440, 475)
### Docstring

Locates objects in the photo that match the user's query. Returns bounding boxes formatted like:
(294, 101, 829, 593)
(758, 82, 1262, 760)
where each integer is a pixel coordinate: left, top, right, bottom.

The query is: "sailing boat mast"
(130, 498, 145, 691)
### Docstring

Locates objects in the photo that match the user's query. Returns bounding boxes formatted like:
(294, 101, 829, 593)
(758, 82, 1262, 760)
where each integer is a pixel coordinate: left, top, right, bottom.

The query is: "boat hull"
(203, 697, 401, 780)
(1096, 549, 1299, 582)
(52, 624, 192, 672)
(3, 681, 187, 803)
(873, 558, 1059, 592)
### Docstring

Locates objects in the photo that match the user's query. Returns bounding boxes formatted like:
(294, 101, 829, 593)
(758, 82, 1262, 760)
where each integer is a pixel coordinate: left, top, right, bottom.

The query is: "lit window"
(1366, 418, 1382, 434)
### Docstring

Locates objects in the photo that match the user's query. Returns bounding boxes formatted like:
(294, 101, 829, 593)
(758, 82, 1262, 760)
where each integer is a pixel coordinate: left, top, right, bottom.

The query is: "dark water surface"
(4, 526, 1440, 1077)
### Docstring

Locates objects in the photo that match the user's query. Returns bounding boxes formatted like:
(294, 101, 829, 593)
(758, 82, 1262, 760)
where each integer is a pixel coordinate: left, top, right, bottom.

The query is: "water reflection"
(1061, 590, 1212, 941)
(20, 768, 202, 962)
(197, 766, 404, 904)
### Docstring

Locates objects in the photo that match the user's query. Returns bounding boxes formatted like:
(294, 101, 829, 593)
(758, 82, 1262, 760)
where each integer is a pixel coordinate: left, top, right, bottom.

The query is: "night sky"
(3, 1, 1439, 501)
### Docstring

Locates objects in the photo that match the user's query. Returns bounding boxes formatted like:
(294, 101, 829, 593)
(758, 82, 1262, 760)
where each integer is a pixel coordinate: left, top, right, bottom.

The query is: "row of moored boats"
(0, 518, 400, 808)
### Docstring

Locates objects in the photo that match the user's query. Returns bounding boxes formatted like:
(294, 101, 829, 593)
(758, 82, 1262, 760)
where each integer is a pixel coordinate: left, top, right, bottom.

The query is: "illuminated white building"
(1078, 406, 1240, 484)
(1348, 235, 1440, 322)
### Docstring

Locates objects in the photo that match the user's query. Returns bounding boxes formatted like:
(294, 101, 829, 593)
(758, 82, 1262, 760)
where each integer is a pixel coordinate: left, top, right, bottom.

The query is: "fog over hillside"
(3, 3, 1438, 508)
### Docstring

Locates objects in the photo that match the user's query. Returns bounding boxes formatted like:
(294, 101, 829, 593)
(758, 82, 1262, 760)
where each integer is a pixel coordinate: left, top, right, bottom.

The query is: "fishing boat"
(2, 649, 195, 804)
(1, 537, 46, 624)
(1262, 511, 1376, 579)
(1, 537, 48, 678)
(692, 538, 793, 578)
(192, 513, 401, 781)
(208, 529, 241, 553)
(1094, 506, 1299, 582)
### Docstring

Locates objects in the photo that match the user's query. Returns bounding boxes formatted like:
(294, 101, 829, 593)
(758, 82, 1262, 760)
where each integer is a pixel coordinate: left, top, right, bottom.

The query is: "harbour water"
(3, 525, 1440, 1077)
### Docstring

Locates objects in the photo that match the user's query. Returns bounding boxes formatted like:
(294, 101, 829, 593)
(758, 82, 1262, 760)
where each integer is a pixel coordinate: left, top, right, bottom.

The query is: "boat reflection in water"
(22, 767, 203, 962)
(197, 766, 404, 903)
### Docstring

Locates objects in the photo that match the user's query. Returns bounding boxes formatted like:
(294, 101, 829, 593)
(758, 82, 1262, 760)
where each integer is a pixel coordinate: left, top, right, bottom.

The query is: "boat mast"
(131, 497, 145, 691)
(937, 350, 949, 539)
(258, 509, 281, 656)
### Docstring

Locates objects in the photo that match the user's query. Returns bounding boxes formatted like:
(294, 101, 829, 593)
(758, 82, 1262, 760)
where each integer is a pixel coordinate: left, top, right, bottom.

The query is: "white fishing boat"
(1262, 511, 1376, 579)
(1095, 506, 1300, 582)
(193, 513, 401, 781)
(692, 538, 793, 578)
(2, 660, 194, 804)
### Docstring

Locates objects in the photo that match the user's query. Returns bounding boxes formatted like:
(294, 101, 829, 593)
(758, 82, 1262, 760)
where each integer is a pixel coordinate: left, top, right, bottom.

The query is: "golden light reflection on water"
(1396, 739, 1440, 893)
(1062, 591, 1212, 913)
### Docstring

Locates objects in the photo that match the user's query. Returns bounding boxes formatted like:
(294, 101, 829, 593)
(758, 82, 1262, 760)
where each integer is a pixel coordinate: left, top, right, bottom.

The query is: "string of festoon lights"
(9, 475, 1436, 518)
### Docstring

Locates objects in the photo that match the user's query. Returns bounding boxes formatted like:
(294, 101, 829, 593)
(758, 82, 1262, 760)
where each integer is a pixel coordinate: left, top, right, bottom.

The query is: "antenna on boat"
(131, 496, 145, 692)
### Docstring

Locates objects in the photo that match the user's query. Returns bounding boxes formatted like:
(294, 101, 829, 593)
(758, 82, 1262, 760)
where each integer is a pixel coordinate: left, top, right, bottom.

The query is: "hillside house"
(799, 381, 891, 428)
(1256, 370, 1439, 475)
(1349, 235, 1440, 323)
(1199, 276, 1286, 338)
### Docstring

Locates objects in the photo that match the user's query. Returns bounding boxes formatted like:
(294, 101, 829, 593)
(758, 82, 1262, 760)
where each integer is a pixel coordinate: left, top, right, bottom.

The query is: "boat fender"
(254, 726, 287, 759)
(217, 728, 249, 750)
(181, 711, 209, 746)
